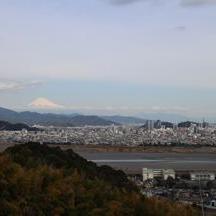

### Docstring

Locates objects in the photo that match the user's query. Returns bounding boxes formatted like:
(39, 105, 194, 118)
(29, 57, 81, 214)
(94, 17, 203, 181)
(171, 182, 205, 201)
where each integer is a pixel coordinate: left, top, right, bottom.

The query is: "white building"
(190, 172, 215, 181)
(143, 168, 154, 181)
(163, 169, 176, 180)
(143, 168, 175, 181)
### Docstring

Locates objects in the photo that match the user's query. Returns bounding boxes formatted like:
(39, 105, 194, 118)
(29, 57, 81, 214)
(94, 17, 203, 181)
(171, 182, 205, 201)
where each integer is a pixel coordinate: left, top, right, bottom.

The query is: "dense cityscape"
(1, 120, 216, 147)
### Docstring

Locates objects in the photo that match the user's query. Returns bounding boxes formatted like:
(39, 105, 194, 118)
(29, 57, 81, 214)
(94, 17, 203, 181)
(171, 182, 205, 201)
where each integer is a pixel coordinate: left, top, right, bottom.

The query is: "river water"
(79, 152, 216, 173)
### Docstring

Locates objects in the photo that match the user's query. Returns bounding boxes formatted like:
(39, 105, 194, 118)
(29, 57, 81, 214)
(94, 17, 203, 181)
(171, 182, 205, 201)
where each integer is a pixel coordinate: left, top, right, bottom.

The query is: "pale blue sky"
(0, 0, 216, 117)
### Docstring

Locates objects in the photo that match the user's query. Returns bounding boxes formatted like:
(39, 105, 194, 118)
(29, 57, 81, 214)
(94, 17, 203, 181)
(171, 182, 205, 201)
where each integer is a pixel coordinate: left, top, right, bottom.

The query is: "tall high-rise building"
(146, 120, 154, 130)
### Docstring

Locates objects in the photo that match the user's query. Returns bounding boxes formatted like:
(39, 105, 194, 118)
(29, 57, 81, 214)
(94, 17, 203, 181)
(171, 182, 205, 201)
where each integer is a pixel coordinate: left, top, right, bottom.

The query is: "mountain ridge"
(0, 107, 116, 127)
(102, 115, 147, 125)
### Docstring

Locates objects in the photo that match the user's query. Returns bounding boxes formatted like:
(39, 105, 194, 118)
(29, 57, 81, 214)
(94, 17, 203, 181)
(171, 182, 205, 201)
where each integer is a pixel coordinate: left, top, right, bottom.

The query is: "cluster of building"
(1, 122, 216, 146)
(139, 168, 216, 211)
(142, 168, 216, 182)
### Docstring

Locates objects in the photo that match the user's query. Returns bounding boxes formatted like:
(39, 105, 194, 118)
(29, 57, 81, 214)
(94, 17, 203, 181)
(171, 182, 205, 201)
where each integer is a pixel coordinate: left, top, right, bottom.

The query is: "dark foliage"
(0, 120, 38, 131)
(178, 121, 198, 128)
(0, 143, 200, 216)
(5, 143, 132, 190)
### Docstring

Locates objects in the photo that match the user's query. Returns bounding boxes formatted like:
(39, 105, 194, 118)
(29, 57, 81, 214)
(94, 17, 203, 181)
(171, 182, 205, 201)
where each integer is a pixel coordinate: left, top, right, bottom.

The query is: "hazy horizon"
(0, 0, 216, 117)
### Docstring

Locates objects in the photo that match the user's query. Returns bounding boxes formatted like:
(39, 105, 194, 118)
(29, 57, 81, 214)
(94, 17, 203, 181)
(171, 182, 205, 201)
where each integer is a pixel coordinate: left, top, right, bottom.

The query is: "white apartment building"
(143, 168, 175, 181)
(190, 172, 215, 181)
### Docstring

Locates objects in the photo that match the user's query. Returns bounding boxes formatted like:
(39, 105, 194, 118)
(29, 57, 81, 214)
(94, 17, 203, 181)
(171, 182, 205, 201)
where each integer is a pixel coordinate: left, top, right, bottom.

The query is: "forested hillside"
(0, 143, 199, 216)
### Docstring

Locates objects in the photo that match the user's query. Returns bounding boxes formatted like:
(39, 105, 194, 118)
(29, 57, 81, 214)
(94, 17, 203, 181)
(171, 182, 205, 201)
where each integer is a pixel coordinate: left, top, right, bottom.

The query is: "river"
(78, 152, 216, 173)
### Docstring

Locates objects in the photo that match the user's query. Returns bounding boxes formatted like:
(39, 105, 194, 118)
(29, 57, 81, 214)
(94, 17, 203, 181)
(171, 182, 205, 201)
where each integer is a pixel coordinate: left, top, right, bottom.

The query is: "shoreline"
(48, 144, 216, 154)
(1, 142, 216, 154)
(1, 143, 216, 154)
(1, 143, 216, 174)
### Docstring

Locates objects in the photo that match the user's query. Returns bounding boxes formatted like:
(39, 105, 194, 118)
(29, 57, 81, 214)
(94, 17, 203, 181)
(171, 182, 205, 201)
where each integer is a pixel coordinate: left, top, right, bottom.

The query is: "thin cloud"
(174, 26, 187, 31)
(108, 0, 141, 5)
(152, 106, 189, 112)
(181, 0, 216, 7)
(107, 0, 156, 6)
(106, 0, 216, 7)
(0, 80, 43, 92)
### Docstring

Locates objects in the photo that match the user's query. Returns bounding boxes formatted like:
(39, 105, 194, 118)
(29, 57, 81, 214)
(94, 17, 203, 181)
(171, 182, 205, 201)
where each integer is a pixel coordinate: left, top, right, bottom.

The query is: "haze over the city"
(0, 0, 216, 118)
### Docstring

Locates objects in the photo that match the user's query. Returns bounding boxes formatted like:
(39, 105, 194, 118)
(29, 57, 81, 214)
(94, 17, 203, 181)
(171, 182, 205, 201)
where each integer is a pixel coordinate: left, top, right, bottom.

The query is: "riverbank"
(48, 144, 216, 154)
(1, 143, 216, 174)
(1, 143, 216, 154)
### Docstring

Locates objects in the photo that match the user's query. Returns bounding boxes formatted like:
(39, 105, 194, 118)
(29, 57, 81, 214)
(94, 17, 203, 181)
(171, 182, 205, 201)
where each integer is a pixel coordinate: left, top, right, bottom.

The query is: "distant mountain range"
(0, 120, 38, 131)
(102, 115, 146, 125)
(0, 107, 116, 127)
(0, 106, 209, 128)
(136, 112, 189, 123)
